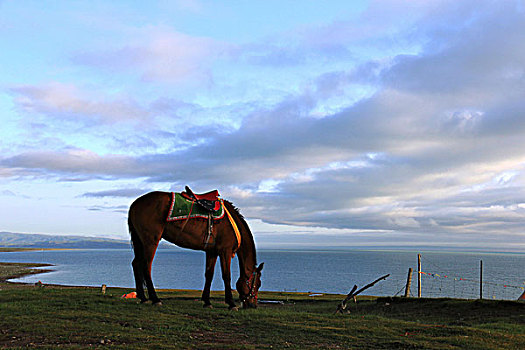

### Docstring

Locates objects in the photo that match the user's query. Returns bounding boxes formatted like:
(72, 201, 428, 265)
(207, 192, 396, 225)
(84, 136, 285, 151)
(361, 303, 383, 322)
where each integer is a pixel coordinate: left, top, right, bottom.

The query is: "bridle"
(242, 269, 259, 303)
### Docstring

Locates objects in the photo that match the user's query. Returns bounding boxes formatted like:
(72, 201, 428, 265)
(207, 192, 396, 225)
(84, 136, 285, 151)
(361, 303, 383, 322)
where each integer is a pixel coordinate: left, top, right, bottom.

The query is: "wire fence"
(407, 254, 525, 300)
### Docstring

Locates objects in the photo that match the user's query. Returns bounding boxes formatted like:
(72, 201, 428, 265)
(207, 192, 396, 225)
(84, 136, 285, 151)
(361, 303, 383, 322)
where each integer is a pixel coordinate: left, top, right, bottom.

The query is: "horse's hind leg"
(143, 244, 162, 305)
(130, 221, 148, 302)
(132, 257, 147, 303)
(130, 219, 162, 304)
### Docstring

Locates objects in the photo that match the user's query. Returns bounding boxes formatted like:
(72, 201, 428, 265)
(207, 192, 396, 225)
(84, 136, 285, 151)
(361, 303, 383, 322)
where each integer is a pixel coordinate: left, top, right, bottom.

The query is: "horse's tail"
(128, 211, 144, 260)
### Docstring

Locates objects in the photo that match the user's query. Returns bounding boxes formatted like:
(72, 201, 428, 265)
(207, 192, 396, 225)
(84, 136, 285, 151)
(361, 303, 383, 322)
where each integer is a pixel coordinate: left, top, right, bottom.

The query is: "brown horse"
(128, 191, 263, 309)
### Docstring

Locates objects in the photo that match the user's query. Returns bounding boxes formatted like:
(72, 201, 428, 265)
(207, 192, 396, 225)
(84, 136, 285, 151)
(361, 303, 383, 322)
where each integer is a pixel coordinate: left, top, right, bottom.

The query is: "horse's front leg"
(219, 252, 237, 310)
(202, 251, 218, 308)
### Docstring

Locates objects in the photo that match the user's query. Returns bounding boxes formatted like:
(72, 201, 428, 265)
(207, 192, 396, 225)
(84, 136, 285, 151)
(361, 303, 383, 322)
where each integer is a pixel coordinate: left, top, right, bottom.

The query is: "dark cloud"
(1, 149, 145, 179)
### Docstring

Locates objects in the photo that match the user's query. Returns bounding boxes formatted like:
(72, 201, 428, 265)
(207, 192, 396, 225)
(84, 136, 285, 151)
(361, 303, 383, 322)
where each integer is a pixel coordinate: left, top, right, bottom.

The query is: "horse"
(128, 190, 263, 309)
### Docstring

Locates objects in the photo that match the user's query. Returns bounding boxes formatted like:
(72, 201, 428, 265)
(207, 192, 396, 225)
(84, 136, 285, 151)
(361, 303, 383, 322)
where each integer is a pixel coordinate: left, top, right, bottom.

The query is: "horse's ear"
(257, 263, 264, 273)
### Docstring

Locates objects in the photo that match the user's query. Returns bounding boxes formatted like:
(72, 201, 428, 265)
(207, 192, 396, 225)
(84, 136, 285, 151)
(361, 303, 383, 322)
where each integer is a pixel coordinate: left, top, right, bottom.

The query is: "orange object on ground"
(121, 291, 137, 299)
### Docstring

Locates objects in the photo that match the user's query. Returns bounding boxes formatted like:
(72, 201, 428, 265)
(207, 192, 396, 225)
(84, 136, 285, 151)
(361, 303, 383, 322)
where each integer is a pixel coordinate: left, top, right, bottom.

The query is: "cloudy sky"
(1, 0, 524, 251)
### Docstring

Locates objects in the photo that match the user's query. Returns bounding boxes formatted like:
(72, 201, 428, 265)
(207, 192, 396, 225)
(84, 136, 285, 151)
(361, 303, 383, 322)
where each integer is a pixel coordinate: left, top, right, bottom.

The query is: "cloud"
(10, 82, 150, 125)
(236, 0, 444, 69)
(0, 148, 144, 179)
(384, 6, 525, 97)
(7, 83, 214, 155)
(87, 204, 129, 214)
(73, 26, 231, 84)
(2, 0, 525, 243)
(81, 188, 151, 198)
(0, 190, 16, 196)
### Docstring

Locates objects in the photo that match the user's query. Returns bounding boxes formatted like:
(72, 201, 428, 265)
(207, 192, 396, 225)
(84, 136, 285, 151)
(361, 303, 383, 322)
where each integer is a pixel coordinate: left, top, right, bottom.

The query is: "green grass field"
(1, 263, 524, 349)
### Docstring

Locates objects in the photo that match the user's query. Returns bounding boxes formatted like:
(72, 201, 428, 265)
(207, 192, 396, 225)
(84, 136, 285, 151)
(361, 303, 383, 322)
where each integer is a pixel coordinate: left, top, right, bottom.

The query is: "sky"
(1, 0, 525, 251)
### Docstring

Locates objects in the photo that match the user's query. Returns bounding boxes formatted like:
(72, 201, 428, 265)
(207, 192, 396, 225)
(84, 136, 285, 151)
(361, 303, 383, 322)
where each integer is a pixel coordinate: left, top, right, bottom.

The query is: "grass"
(0, 264, 524, 349)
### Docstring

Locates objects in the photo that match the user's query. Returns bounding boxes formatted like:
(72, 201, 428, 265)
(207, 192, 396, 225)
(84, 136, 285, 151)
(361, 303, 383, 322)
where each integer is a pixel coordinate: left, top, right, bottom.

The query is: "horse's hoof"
(203, 304, 213, 309)
(229, 306, 239, 311)
(153, 301, 163, 307)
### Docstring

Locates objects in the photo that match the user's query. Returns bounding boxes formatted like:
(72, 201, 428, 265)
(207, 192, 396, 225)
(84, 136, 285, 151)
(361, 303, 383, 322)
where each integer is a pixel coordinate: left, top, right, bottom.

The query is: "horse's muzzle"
(241, 301, 258, 309)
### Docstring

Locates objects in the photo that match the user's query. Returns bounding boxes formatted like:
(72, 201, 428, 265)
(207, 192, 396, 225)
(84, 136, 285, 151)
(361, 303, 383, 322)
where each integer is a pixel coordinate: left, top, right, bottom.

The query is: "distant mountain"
(0, 232, 179, 250)
(0, 232, 131, 249)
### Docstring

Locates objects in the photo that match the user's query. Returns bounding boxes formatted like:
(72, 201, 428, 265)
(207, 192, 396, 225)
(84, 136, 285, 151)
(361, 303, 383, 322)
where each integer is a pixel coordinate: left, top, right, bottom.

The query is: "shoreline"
(0, 262, 348, 300)
(0, 262, 54, 283)
(0, 247, 76, 252)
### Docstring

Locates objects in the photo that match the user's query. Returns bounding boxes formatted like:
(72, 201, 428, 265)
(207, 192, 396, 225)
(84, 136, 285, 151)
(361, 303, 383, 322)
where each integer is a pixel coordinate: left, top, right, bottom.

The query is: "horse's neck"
(237, 229, 257, 278)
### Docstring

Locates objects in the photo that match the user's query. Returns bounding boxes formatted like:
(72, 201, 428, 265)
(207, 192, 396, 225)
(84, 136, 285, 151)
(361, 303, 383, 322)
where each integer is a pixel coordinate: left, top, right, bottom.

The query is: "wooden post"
(417, 254, 422, 298)
(404, 268, 413, 297)
(479, 260, 483, 300)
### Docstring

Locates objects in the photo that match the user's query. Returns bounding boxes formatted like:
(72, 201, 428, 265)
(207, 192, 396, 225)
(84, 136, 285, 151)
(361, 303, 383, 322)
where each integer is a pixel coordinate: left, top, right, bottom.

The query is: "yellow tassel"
(221, 200, 241, 257)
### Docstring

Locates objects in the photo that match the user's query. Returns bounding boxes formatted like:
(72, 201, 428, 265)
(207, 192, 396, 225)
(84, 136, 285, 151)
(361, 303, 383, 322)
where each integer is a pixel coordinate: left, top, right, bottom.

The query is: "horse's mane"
(223, 199, 244, 219)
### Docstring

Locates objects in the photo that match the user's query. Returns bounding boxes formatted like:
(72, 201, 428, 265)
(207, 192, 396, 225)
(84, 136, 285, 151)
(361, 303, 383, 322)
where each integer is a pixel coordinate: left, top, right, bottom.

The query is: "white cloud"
(73, 26, 231, 84)
(10, 82, 150, 124)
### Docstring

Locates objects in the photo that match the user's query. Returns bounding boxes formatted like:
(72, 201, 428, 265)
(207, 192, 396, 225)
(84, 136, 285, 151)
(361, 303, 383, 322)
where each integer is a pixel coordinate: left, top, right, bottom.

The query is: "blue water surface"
(1, 249, 523, 300)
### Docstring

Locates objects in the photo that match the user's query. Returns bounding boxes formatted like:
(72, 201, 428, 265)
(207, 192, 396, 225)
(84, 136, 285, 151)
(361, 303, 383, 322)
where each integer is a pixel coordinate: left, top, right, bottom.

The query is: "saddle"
(182, 186, 221, 212)
(171, 186, 240, 255)
(179, 186, 222, 249)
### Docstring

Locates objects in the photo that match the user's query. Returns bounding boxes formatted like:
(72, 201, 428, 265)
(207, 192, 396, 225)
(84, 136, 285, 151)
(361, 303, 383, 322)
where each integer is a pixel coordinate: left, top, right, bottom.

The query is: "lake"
(1, 249, 524, 300)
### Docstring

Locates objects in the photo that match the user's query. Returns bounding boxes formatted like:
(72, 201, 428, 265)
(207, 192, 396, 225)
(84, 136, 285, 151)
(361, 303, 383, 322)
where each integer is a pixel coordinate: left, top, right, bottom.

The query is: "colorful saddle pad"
(166, 192, 225, 222)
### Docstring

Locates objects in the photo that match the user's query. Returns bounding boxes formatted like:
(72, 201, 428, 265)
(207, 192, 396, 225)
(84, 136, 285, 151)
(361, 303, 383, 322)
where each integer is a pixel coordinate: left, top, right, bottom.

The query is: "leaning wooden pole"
(404, 268, 413, 297)
(335, 274, 390, 314)
(417, 254, 422, 298)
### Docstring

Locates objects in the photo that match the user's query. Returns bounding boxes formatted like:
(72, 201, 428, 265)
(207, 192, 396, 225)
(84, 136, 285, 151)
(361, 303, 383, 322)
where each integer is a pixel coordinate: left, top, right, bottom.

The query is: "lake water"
(1, 249, 524, 300)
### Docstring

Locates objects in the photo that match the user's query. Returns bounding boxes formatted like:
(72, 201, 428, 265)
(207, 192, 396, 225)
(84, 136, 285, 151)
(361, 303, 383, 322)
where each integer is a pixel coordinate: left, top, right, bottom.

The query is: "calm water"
(1, 249, 524, 300)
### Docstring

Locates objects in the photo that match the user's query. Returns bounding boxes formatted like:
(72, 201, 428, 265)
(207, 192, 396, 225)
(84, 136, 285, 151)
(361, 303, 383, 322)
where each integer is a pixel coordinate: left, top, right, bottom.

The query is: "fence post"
(404, 268, 413, 297)
(479, 260, 483, 300)
(418, 254, 422, 298)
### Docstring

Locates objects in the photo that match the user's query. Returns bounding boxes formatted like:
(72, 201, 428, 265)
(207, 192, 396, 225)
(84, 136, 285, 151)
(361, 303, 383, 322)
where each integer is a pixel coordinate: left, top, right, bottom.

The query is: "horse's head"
(237, 263, 264, 308)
